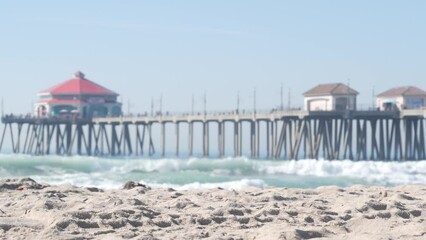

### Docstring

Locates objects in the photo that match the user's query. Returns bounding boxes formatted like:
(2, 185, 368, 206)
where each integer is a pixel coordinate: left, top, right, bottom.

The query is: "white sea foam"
(32, 172, 124, 189)
(138, 178, 268, 191)
(256, 159, 426, 185)
(1, 154, 425, 188)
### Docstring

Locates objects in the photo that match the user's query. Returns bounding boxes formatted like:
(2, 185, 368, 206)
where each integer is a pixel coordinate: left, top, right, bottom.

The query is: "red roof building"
(35, 72, 122, 118)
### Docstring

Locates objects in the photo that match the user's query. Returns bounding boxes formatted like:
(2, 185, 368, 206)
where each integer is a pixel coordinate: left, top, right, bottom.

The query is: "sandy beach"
(0, 178, 425, 240)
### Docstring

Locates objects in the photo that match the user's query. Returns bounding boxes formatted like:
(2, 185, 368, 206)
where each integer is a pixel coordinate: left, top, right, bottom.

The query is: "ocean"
(0, 154, 425, 190)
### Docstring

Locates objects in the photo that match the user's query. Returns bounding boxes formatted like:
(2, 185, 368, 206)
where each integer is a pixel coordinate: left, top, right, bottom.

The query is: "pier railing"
(92, 110, 310, 124)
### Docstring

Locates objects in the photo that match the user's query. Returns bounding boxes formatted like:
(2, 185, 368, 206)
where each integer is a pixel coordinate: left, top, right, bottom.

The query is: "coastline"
(0, 178, 425, 239)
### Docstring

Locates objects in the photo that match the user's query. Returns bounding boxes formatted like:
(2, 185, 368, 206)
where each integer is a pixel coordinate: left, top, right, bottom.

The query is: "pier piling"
(1, 110, 426, 160)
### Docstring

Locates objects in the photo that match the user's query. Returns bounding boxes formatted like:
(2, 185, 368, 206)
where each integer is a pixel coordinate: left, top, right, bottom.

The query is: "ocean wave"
(255, 159, 426, 185)
(1, 154, 425, 187)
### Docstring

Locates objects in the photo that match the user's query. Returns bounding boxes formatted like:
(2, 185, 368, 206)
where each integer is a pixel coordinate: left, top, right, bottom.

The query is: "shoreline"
(0, 178, 425, 239)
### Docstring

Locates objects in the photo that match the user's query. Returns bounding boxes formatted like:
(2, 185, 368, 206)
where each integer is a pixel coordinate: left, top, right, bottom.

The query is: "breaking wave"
(0, 154, 425, 189)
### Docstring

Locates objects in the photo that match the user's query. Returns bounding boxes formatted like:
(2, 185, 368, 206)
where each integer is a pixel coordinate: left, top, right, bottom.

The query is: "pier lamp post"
(287, 88, 291, 110)
(159, 94, 163, 116)
(191, 94, 195, 115)
(253, 87, 257, 115)
(203, 91, 207, 116)
(280, 83, 284, 111)
(150, 97, 154, 116)
(236, 91, 240, 114)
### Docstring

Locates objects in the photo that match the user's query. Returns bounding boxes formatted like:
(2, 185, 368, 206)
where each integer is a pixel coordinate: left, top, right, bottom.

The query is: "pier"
(2, 109, 426, 160)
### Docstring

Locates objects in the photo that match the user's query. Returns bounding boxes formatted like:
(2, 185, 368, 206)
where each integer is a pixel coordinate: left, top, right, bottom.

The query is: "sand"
(0, 178, 425, 240)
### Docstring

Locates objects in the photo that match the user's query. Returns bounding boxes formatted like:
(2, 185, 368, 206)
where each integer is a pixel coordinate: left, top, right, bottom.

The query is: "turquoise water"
(0, 154, 425, 189)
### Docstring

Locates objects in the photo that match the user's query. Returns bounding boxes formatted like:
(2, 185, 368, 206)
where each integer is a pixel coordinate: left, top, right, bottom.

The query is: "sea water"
(0, 154, 425, 189)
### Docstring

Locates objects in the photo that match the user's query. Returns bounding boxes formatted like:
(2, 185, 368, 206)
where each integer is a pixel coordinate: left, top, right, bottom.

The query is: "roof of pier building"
(303, 83, 359, 97)
(38, 71, 118, 96)
(377, 86, 426, 97)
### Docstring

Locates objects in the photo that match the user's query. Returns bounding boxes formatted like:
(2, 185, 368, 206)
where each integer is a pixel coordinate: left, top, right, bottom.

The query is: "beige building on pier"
(376, 86, 426, 111)
(303, 83, 359, 111)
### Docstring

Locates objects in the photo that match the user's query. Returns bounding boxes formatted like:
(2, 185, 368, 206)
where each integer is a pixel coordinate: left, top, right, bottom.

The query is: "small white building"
(303, 83, 358, 111)
(376, 86, 426, 111)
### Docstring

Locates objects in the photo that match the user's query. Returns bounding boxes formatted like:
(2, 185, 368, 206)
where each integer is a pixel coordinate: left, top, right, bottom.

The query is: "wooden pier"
(2, 109, 426, 160)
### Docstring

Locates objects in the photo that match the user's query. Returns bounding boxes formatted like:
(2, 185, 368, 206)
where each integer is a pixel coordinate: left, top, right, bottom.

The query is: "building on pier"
(303, 83, 358, 111)
(34, 71, 122, 118)
(376, 86, 426, 111)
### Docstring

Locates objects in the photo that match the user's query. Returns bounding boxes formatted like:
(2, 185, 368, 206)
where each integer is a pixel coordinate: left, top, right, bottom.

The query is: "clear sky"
(1, 1, 425, 115)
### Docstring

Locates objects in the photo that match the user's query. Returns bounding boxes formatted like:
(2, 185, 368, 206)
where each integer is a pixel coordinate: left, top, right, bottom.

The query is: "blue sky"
(1, 1, 425, 114)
